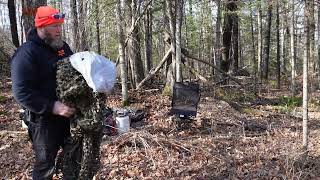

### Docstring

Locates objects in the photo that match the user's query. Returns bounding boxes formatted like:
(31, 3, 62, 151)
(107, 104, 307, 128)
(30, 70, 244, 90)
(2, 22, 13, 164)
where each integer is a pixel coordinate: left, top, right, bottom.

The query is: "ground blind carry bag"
(69, 51, 116, 93)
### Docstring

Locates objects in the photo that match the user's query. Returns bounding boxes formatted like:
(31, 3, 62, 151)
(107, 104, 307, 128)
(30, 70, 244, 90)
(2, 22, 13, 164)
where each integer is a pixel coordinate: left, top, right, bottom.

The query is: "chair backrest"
(171, 82, 200, 117)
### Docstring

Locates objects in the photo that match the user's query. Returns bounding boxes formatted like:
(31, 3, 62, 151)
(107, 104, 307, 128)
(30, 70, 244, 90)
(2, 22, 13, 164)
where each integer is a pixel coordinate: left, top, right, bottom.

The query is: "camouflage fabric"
(56, 58, 104, 179)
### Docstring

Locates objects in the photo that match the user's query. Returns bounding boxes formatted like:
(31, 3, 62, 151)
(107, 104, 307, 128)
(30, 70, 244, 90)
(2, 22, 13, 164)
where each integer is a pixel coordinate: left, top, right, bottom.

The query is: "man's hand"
(52, 101, 76, 118)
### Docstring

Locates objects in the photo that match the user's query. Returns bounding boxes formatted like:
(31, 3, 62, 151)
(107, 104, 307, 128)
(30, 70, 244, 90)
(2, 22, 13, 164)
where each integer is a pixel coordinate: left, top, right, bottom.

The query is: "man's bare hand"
(52, 101, 76, 118)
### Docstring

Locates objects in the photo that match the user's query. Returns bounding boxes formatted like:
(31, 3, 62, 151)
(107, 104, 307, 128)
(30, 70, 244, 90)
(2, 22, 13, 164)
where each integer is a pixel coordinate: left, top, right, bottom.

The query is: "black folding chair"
(170, 82, 200, 118)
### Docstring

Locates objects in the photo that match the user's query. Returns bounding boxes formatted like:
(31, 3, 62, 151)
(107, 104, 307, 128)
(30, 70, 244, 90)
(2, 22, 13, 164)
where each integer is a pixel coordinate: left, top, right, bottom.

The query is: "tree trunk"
(143, 0, 153, 76)
(280, 1, 287, 75)
(78, 0, 88, 51)
(257, 1, 263, 82)
(262, 1, 272, 80)
(290, 0, 296, 95)
(276, 0, 281, 89)
(214, 0, 222, 81)
(0, 29, 16, 76)
(232, 10, 239, 71)
(21, 0, 46, 36)
(162, 1, 170, 78)
(250, 4, 257, 93)
(95, 0, 101, 54)
(303, 0, 311, 151)
(309, 0, 315, 92)
(116, 0, 128, 105)
(128, 0, 144, 88)
(318, 0, 320, 89)
(8, 0, 19, 47)
(187, 0, 195, 80)
(221, 0, 235, 73)
(165, 0, 176, 92)
(70, 0, 79, 51)
(175, 0, 183, 82)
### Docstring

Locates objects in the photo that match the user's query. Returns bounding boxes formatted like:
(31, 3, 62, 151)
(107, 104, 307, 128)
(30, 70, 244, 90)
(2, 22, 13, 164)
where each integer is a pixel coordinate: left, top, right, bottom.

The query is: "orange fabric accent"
(34, 6, 64, 28)
(57, 49, 65, 57)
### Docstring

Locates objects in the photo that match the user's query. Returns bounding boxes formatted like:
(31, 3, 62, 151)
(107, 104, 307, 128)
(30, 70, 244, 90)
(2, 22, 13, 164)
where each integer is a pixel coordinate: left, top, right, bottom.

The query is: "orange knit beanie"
(34, 6, 64, 28)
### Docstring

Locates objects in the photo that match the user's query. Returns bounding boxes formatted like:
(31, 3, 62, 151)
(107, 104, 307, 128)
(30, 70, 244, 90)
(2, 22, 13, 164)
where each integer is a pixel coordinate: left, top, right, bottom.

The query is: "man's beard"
(43, 31, 64, 50)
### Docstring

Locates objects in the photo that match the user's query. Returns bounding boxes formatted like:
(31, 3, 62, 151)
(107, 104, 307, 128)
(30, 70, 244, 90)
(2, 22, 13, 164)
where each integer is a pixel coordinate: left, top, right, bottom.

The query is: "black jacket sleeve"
(10, 46, 54, 114)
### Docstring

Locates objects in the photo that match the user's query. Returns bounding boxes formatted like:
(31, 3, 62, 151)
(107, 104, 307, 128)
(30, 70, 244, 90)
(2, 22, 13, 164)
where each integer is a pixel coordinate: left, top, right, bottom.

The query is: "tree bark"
(116, 0, 128, 105)
(221, 0, 233, 73)
(21, 0, 46, 36)
(309, 0, 315, 92)
(221, 0, 237, 74)
(78, 0, 88, 51)
(262, 1, 272, 80)
(232, 9, 239, 71)
(250, 4, 257, 93)
(290, 0, 296, 95)
(303, 0, 311, 151)
(164, 0, 176, 92)
(0, 29, 16, 76)
(175, 0, 183, 82)
(276, 0, 281, 89)
(257, 1, 263, 82)
(280, 1, 287, 75)
(8, 0, 19, 47)
(70, 0, 79, 51)
(318, 0, 320, 89)
(143, 0, 153, 76)
(214, 0, 222, 81)
(95, 0, 101, 54)
(128, 0, 144, 88)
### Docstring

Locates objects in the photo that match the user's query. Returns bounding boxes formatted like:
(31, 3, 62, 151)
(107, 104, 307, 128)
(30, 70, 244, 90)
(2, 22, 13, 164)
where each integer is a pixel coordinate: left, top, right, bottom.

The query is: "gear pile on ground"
(56, 58, 105, 179)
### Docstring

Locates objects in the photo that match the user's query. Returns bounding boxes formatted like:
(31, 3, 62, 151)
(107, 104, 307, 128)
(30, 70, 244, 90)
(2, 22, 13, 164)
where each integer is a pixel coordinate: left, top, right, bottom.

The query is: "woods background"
(0, 0, 317, 94)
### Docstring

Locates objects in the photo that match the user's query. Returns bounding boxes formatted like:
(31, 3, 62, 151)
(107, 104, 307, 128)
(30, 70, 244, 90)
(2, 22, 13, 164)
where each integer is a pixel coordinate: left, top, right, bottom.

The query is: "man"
(11, 6, 75, 179)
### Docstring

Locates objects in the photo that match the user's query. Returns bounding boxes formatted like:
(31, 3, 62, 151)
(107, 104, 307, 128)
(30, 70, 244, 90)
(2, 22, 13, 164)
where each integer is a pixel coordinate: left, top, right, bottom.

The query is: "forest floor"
(2, 76, 320, 179)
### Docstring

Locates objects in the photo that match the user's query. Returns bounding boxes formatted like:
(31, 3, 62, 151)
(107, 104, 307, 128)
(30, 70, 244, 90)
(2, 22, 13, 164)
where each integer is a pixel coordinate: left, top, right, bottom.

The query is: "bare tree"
(175, 0, 183, 82)
(70, 0, 78, 51)
(262, 1, 272, 80)
(8, 0, 19, 47)
(78, 0, 88, 51)
(143, 0, 153, 76)
(303, 0, 311, 151)
(232, 5, 239, 71)
(95, 0, 101, 54)
(221, 0, 237, 74)
(21, 0, 46, 36)
(309, 0, 316, 93)
(164, 0, 176, 92)
(280, 1, 288, 75)
(127, 0, 144, 88)
(0, 28, 16, 75)
(257, 0, 263, 81)
(290, 0, 296, 95)
(116, 0, 128, 105)
(214, 0, 222, 81)
(250, 2, 257, 93)
(318, 0, 320, 89)
(276, 0, 281, 89)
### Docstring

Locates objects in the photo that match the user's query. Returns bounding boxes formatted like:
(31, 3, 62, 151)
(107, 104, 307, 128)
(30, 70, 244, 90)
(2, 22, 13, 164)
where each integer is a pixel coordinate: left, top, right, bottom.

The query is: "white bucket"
(116, 115, 130, 134)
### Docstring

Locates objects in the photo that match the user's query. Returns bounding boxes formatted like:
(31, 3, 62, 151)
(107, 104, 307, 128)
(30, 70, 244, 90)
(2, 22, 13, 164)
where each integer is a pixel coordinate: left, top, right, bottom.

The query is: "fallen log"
(182, 62, 208, 83)
(181, 48, 243, 86)
(136, 47, 172, 90)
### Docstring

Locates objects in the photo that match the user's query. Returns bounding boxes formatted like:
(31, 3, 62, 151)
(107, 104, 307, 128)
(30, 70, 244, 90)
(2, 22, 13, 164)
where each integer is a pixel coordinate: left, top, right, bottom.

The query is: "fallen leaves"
(2, 77, 320, 179)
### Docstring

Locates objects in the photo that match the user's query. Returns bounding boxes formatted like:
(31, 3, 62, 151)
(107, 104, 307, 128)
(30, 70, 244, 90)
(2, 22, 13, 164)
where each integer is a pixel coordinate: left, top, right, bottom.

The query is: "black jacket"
(10, 29, 73, 116)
